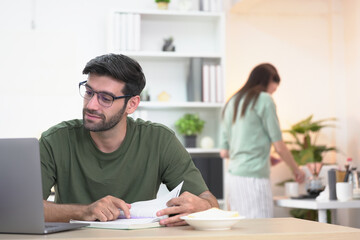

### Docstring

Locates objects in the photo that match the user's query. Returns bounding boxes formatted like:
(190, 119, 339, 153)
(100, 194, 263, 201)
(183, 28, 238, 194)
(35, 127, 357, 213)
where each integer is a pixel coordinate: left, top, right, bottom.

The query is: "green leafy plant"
(283, 115, 337, 175)
(281, 115, 337, 222)
(175, 114, 205, 136)
(155, 0, 170, 3)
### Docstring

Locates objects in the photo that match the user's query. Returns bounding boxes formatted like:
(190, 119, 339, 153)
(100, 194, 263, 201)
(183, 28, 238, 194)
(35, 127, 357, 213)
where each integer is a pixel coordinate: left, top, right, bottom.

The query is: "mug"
(336, 182, 352, 201)
(285, 182, 299, 197)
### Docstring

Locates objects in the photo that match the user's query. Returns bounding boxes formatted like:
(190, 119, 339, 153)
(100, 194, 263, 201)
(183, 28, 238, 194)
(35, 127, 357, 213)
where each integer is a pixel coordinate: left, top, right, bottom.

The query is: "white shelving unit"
(108, 9, 225, 152)
(108, 9, 226, 204)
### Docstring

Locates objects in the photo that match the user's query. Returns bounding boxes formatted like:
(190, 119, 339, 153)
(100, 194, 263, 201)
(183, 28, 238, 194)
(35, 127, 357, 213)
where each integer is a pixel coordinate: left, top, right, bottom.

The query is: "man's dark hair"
(82, 54, 146, 97)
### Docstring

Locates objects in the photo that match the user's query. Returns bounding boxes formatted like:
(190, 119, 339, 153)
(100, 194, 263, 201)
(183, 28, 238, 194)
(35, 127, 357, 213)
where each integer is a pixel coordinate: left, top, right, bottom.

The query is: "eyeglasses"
(79, 80, 133, 108)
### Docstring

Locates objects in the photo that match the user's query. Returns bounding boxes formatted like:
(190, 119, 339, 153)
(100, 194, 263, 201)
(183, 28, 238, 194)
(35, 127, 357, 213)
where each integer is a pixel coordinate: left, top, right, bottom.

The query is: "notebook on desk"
(70, 181, 184, 230)
(0, 138, 89, 234)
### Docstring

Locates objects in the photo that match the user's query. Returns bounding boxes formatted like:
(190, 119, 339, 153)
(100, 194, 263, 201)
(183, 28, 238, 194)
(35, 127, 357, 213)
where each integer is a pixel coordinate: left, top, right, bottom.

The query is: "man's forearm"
(43, 200, 86, 222)
(199, 191, 219, 208)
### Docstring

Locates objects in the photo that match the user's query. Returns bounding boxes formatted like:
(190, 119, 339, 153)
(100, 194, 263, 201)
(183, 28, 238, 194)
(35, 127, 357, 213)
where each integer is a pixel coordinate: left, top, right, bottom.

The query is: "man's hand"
(156, 191, 218, 227)
(44, 195, 131, 222)
(82, 195, 131, 222)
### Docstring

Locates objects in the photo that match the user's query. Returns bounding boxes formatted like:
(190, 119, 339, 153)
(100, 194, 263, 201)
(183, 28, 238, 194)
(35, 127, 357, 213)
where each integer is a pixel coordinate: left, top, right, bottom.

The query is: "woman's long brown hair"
(223, 63, 280, 123)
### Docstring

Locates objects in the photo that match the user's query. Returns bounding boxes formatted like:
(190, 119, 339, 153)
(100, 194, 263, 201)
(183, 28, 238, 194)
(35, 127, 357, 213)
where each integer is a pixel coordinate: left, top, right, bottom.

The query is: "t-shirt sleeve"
(160, 134, 209, 196)
(39, 135, 56, 200)
(258, 94, 283, 143)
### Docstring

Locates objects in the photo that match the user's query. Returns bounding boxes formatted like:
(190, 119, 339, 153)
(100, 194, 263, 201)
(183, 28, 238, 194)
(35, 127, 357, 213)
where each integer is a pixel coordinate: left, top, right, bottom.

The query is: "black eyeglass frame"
(79, 80, 134, 107)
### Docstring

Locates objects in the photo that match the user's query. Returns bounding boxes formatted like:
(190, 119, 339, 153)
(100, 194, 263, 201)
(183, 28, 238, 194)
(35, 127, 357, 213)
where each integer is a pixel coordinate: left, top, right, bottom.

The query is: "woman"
(220, 63, 305, 218)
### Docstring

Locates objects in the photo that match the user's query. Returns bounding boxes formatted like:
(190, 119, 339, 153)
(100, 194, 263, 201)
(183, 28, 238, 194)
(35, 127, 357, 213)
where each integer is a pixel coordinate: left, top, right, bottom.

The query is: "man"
(40, 54, 218, 226)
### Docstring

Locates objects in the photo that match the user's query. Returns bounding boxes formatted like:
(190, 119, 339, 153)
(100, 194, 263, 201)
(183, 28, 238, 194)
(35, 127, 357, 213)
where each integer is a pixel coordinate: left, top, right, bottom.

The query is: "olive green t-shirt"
(40, 117, 208, 204)
(220, 92, 282, 178)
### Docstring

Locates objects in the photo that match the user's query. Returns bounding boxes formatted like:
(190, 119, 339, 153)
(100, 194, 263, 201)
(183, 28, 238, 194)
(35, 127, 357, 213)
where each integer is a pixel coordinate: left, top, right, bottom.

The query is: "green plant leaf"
(283, 115, 337, 166)
(175, 113, 205, 136)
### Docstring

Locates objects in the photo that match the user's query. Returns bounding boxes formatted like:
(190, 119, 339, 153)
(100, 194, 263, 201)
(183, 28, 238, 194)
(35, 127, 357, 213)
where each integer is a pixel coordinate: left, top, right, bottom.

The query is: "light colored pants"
(226, 173, 273, 218)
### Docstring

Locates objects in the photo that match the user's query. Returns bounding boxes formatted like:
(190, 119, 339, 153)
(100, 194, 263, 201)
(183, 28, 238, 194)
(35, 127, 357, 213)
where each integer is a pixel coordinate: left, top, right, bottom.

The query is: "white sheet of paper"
(70, 181, 184, 229)
(119, 181, 184, 219)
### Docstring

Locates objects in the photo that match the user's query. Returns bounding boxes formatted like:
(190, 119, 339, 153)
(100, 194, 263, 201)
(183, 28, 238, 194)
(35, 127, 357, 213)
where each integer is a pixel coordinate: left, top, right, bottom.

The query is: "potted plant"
(280, 115, 337, 221)
(283, 115, 337, 195)
(175, 114, 205, 148)
(155, 0, 170, 10)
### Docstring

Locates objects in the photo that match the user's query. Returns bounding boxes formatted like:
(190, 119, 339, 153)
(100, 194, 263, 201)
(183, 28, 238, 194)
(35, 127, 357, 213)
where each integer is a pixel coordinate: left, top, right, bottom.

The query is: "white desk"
(274, 196, 360, 223)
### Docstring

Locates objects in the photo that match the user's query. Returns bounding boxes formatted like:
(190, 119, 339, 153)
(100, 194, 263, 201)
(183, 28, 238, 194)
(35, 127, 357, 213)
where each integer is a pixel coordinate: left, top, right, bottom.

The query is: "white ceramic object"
(200, 136, 214, 149)
(180, 216, 245, 230)
(285, 182, 299, 197)
(336, 182, 353, 201)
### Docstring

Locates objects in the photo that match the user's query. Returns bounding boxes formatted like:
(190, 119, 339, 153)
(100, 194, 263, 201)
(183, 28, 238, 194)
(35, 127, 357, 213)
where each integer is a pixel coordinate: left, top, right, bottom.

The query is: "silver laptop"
(0, 138, 89, 234)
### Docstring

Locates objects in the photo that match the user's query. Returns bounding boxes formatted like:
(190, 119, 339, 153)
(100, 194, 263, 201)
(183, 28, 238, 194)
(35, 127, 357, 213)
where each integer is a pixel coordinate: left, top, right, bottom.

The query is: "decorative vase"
(306, 175, 325, 197)
(157, 2, 169, 10)
(185, 135, 196, 148)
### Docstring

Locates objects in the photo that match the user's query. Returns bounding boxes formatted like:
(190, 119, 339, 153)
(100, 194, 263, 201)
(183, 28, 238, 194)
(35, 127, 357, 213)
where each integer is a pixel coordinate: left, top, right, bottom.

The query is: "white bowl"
(180, 216, 245, 231)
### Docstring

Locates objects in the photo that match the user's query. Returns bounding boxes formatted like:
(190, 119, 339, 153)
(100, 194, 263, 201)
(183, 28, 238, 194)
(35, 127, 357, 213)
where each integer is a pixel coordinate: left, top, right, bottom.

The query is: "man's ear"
(126, 95, 140, 115)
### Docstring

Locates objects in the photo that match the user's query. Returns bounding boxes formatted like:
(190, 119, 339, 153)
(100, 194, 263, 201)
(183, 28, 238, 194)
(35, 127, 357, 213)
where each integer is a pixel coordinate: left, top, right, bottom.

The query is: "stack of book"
(113, 13, 141, 52)
(187, 59, 224, 103)
(202, 63, 223, 103)
(199, 0, 223, 12)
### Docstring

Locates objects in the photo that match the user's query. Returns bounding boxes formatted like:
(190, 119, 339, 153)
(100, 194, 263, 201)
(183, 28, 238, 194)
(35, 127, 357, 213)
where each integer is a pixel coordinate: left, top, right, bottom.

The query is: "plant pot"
(157, 2, 169, 10)
(185, 135, 196, 148)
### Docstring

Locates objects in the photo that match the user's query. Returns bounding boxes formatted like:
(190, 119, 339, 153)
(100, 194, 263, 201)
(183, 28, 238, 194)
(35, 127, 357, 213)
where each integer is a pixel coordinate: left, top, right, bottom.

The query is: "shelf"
(186, 148, 221, 158)
(110, 8, 225, 160)
(117, 51, 222, 59)
(138, 101, 224, 109)
(113, 9, 224, 18)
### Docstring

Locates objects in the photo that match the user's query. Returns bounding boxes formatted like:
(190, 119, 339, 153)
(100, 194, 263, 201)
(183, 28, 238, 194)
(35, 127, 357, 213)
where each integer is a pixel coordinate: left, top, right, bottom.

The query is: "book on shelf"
(200, 0, 222, 12)
(133, 13, 141, 51)
(187, 58, 203, 102)
(126, 13, 134, 51)
(201, 0, 210, 12)
(202, 64, 210, 102)
(114, 13, 121, 52)
(215, 65, 224, 103)
(202, 63, 223, 103)
(209, 64, 217, 103)
(70, 181, 184, 230)
(120, 13, 127, 51)
(114, 12, 141, 52)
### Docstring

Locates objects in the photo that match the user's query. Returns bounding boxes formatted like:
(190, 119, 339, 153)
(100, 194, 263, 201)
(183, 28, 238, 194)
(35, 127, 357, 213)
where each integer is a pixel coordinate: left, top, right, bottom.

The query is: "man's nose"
(86, 93, 101, 110)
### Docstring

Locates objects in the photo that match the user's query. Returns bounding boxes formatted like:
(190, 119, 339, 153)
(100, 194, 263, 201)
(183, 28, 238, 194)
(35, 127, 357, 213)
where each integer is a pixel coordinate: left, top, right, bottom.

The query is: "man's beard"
(83, 104, 127, 132)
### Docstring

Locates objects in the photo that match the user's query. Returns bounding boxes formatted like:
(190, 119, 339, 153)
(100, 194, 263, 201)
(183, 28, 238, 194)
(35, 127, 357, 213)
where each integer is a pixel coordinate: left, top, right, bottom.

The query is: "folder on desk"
(71, 181, 183, 230)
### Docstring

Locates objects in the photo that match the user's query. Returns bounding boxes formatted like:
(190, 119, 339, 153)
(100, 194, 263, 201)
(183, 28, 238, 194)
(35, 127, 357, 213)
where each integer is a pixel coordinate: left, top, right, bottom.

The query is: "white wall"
(336, 0, 360, 227)
(226, 0, 336, 161)
(226, 0, 360, 227)
(0, 0, 197, 138)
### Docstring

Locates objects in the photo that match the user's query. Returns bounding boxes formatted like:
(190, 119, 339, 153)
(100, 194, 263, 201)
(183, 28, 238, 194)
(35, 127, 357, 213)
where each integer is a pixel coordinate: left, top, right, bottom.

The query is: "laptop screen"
(0, 138, 46, 234)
